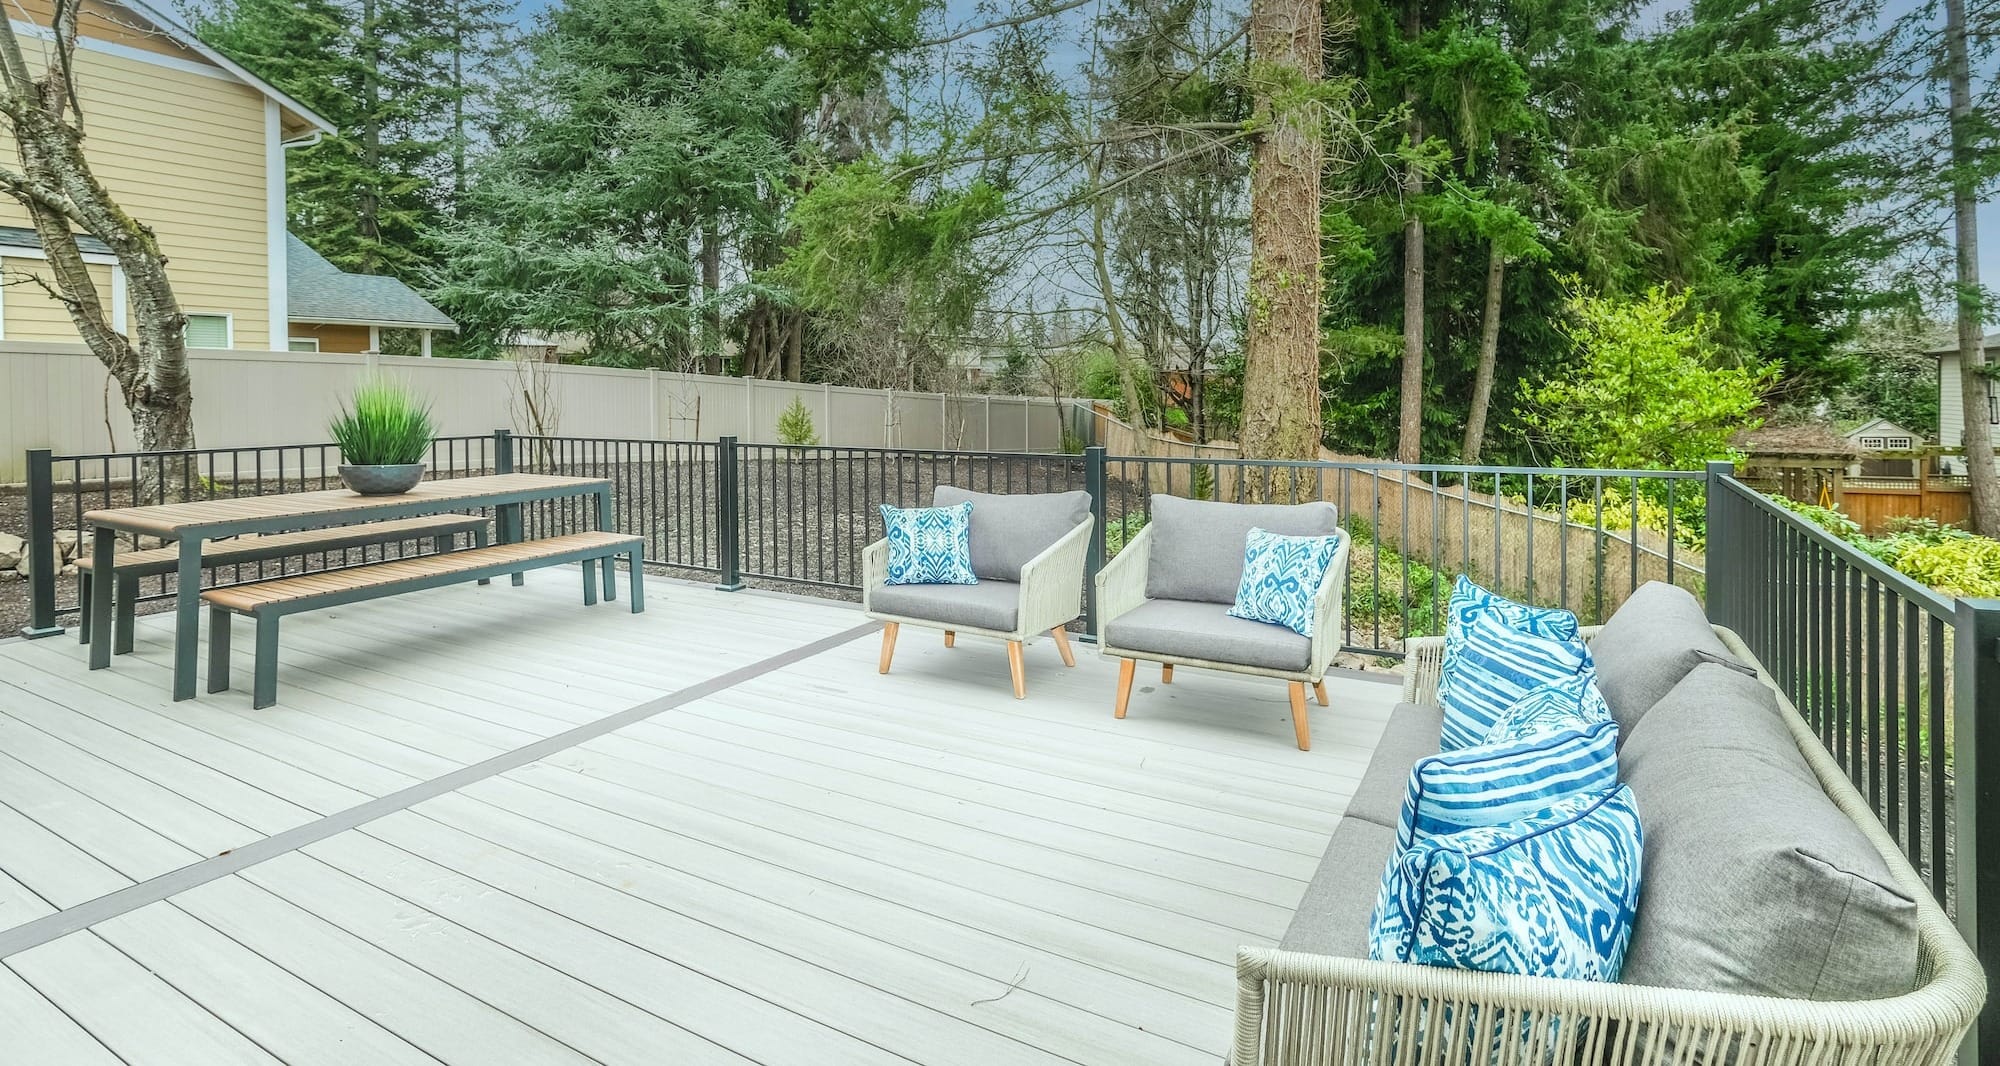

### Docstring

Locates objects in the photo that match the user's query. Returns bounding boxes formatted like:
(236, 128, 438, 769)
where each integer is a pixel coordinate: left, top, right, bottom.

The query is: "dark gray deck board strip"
(0, 621, 876, 960)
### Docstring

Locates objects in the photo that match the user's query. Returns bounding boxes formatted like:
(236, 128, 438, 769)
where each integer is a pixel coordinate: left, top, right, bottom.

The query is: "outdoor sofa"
(1231, 581, 1986, 1065)
(863, 486, 1093, 699)
(1094, 495, 1350, 750)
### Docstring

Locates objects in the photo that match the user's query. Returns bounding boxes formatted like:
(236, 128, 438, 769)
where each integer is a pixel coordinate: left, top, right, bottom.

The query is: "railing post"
(716, 436, 744, 591)
(20, 449, 63, 638)
(492, 428, 514, 475)
(1703, 461, 1736, 630)
(1081, 445, 1107, 642)
(1955, 598, 2000, 1066)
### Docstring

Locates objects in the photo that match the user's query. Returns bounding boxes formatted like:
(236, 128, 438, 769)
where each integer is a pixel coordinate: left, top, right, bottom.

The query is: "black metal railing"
(1705, 469, 1997, 1053)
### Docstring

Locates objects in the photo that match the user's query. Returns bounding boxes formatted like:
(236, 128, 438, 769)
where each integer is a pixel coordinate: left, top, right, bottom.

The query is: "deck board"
(0, 573, 1400, 1064)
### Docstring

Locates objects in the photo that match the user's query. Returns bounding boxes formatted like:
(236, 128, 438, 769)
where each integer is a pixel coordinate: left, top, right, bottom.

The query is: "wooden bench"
(202, 530, 645, 708)
(78, 513, 492, 656)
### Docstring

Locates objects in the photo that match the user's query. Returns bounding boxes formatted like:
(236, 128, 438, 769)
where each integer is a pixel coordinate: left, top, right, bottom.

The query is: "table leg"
(86, 528, 115, 670)
(498, 501, 525, 587)
(172, 537, 201, 700)
(597, 487, 616, 602)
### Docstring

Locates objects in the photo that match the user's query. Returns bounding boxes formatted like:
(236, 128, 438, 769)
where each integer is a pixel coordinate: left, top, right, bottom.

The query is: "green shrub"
(1891, 538, 2000, 598)
(329, 377, 435, 466)
(1775, 497, 1861, 540)
(776, 396, 820, 446)
(1104, 510, 1148, 555)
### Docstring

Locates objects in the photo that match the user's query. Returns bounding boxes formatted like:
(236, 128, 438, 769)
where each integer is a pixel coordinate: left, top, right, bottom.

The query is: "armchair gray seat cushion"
(868, 580, 1021, 633)
(1102, 598, 1310, 672)
(1144, 495, 1340, 604)
(934, 486, 1091, 582)
(1619, 661, 1922, 1001)
(1588, 580, 1746, 737)
(1277, 817, 1395, 959)
(1339, 702, 1443, 829)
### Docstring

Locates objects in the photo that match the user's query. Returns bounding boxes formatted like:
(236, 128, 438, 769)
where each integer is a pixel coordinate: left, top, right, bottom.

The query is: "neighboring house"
(0, 0, 332, 350)
(1930, 334, 1998, 475)
(285, 235, 455, 354)
(1843, 418, 1922, 478)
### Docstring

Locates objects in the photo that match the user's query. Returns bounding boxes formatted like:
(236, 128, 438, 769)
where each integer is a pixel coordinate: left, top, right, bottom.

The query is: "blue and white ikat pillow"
(1479, 671, 1613, 746)
(879, 501, 978, 585)
(1226, 527, 1344, 638)
(1369, 785, 1643, 982)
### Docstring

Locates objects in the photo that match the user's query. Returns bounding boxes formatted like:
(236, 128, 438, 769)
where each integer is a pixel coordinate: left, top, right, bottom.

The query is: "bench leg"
(582, 559, 599, 606)
(253, 615, 281, 709)
(78, 572, 92, 645)
(626, 550, 644, 613)
(114, 573, 138, 655)
(474, 526, 491, 585)
(602, 553, 616, 602)
(433, 534, 453, 555)
(207, 606, 231, 693)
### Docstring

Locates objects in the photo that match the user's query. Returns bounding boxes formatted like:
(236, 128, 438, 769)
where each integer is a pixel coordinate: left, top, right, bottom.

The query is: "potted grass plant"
(329, 377, 436, 495)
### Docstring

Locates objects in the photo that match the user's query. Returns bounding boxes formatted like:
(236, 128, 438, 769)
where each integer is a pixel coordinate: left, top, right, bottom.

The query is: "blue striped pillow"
(1438, 599, 1590, 751)
(1394, 717, 1620, 851)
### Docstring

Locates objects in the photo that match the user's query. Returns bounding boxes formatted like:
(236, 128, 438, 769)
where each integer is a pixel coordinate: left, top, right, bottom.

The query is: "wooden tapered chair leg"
(1050, 627, 1075, 667)
(1114, 658, 1136, 719)
(1313, 680, 1329, 707)
(944, 630, 956, 648)
(878, 622, 899, 674)
(1006, 640, 1026, 699)
(1288, 681, 1312, 751)
(1161, 663, 1174, 684)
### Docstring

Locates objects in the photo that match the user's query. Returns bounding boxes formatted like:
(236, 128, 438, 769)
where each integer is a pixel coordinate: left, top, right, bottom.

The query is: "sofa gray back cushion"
(1143, 495, 1339, 604)
(1590, 580, 1747, 738)
(933, 486, 1090, 582)
(1619, 663, 1921, 1001)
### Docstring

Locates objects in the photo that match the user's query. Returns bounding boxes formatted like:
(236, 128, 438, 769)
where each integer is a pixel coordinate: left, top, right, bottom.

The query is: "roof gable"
(285, 234, 456, 332)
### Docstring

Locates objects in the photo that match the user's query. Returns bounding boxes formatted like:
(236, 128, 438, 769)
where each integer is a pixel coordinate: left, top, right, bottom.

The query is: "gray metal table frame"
(83, 474, 614, 701)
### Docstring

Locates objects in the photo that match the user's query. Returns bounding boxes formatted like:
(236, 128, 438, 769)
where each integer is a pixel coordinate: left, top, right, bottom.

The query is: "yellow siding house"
(0, 0, 332, 349)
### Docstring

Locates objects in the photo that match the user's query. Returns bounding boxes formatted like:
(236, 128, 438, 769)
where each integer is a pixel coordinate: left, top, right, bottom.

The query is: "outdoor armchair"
(1093, 495, 1348, 749)
(863, 486, 1094, 699)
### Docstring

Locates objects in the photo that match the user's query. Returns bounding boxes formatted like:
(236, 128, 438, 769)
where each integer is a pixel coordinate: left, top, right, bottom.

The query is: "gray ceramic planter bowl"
(338, 463, 426, 495)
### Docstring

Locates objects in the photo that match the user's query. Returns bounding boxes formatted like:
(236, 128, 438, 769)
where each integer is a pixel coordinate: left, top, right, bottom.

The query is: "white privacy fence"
(0, 342, 1071, 482)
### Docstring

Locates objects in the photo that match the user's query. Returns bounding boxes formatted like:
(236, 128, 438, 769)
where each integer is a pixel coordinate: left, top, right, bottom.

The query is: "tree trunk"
(359, 0, 382, 264)
(0, 11, 191, 491)
(1088, 154, 1152, 456)
(450, 0, 466, 209)
(701, 224, 723, 375)
(1463, 238, 1505, 463)
(1395, 0, 1425, 464)
(1945, 0, 1997, 535)
(1239, 0, 1325, 494)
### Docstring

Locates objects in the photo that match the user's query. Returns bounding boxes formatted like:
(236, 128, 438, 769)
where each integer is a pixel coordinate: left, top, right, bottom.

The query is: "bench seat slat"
(201, 531, 639, 613)
(77, 514, 491, 575)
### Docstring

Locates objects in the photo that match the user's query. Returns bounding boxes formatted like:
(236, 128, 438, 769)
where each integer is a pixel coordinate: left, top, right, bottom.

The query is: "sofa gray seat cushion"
(933, 486, 1090, 582)
(871, 580, 1021, 633)
(1279, 817, 1396, 958)
(1590, 581, 1749, 739)
(1102, 598, 1310, 672)
(1619, 662, 1922, 1001)
(1143, 495, 1339, 605)
(1342, 703, 1443, 830)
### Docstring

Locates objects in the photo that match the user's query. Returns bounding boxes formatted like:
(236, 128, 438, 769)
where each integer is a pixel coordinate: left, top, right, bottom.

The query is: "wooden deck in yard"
(0, 572, 1397, 1065)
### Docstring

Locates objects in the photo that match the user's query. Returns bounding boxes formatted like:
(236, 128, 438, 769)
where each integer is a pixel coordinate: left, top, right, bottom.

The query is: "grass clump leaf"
(330, 377, 436, 466)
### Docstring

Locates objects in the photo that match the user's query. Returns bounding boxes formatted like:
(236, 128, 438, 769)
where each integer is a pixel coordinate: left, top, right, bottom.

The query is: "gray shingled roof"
(286, 234, 456, 331)
(0, 225, 113, 256)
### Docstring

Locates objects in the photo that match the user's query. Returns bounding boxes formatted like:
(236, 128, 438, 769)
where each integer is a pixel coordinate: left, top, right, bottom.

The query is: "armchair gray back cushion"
(1142, 495, 1339, 604)
(932, 486, 1090, 582)
(1590, 580, 1746, 738)
(1618, 662, 1921, 1001)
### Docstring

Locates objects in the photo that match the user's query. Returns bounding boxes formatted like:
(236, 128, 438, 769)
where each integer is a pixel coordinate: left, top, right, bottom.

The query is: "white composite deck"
(0, 572, 1398, 1065)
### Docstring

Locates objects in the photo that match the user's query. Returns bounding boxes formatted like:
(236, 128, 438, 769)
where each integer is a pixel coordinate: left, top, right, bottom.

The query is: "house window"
(1860, 436, 1886, 449)
(184, 313, 232, 349)
(1991, 393, 1998, 425)
(287, 337, 320, 353)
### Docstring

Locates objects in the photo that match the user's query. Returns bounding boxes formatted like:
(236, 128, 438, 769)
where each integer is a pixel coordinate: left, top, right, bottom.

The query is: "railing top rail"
(512, 434, 720, 448)
(48, 435, 496, 465)
(735, 442, 1083, 460)
(1103, 454, 1707, 479)
(1720, 474, 1957, 621)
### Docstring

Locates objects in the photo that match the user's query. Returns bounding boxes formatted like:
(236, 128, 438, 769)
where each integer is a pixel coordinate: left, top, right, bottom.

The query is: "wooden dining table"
(81, 473, 614, 701)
